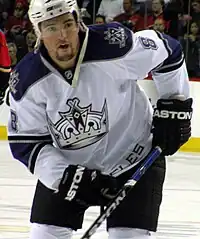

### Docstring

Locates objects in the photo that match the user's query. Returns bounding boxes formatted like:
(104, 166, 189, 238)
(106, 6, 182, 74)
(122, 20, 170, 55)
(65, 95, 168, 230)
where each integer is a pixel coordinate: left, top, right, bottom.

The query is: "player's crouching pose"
(8, 0, 192, 238)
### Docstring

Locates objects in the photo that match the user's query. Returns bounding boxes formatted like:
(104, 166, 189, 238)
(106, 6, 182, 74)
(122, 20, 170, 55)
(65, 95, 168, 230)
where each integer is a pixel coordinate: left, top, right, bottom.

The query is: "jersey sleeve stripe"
(154, 53, 184, 74)
(9, 142, 37, 169)
(8, 135, 53, 143)
(9, 140, 52, 174)
(152, 31, 184, 74)
(8, 135, 53, 173)
(28, 142, 49, 173)
(154, 30, 172, 56)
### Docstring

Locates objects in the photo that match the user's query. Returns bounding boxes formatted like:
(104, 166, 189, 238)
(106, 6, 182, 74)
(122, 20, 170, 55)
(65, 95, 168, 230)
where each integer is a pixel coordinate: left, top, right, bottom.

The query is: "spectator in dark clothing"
(163, 0, 189, 39)
(86, 0, 102, 23)
(0, 2, 8, 30)
(191, 0, 200, 26)
(180, 21, 200, 77)
(25, 29, 36, 52)
(76, 0, 84, 8)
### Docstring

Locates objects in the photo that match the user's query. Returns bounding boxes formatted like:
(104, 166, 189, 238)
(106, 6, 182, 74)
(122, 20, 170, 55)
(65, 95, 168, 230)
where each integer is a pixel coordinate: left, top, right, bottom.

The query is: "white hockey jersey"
(8, 22, 189, 190)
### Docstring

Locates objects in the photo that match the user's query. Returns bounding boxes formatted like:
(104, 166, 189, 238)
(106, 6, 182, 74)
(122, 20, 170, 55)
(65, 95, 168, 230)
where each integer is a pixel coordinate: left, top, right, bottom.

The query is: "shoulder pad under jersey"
(84, 22, 133, 62)
(10, 51, 50, 101)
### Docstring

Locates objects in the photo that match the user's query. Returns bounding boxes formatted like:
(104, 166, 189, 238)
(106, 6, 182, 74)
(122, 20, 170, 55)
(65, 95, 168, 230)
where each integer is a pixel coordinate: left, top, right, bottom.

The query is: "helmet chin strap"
(72, 22, 89, 88)
(34, 38, 41, 52)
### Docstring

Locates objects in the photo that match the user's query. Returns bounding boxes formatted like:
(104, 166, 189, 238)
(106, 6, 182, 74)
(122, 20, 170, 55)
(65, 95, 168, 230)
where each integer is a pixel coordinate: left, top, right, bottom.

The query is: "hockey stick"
(80, 146, 162, 239)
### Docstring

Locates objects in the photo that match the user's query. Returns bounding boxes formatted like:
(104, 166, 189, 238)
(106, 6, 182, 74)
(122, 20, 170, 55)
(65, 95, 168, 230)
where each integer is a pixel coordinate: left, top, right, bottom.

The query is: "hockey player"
(0, 30, 11, 105)
(8, 0, 192, 238)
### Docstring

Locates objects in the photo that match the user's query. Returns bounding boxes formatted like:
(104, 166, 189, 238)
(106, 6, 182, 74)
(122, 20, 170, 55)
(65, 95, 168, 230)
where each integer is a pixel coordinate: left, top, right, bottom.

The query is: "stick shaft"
(80, 146, 162, 239)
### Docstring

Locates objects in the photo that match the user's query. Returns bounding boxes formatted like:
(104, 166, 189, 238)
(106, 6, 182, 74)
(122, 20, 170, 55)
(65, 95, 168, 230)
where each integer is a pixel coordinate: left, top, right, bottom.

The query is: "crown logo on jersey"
(48, 98, 109, 150)
(104, 26, 127, 48)
(9, 70, 20, 94)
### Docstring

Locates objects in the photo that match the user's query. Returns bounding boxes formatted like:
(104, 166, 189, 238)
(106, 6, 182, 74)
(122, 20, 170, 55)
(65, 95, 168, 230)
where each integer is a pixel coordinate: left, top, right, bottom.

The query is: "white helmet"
(28, 0, 80, 37)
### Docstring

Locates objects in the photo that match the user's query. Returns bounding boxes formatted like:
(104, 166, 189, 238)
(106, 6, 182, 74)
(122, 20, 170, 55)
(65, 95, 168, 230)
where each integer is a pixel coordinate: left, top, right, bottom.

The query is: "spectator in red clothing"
(0, 30, 11, 105)
(153, 18, 166, 33)
(113, 0, 133, 21)
(113, 0, 140, 31)
(5, 0, 31, 35)
(16, 0, 29, 7)
(137, 0, 170, 32)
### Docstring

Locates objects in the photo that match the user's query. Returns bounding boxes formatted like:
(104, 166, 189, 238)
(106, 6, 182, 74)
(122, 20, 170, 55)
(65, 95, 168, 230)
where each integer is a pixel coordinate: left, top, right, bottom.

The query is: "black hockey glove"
(152, 97, 193, 156)
(58, 165, 120, 206)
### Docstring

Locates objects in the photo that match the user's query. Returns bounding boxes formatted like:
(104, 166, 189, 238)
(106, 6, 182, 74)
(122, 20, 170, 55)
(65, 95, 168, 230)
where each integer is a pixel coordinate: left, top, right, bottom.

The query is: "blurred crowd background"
(0, 0, 200, 79)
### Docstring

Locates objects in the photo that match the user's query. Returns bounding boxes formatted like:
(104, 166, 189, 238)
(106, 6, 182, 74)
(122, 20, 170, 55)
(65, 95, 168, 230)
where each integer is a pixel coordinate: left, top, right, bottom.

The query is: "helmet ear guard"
(28, 0, 80, 37)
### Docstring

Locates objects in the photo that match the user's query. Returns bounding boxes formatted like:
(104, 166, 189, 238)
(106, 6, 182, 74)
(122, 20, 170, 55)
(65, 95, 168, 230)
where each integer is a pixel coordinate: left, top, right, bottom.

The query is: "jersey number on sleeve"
(139, 37, 158, 50)
(10, 110, 18, 132)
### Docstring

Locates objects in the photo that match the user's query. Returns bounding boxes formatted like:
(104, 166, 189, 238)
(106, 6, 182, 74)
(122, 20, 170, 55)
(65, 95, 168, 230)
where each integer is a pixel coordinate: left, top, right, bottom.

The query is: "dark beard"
(56, 52, 74, 62)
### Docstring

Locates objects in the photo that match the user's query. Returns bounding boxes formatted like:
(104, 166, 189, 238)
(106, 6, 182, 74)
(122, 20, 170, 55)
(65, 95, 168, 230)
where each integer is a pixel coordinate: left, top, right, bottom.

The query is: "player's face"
(40, 13, 79, 62)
